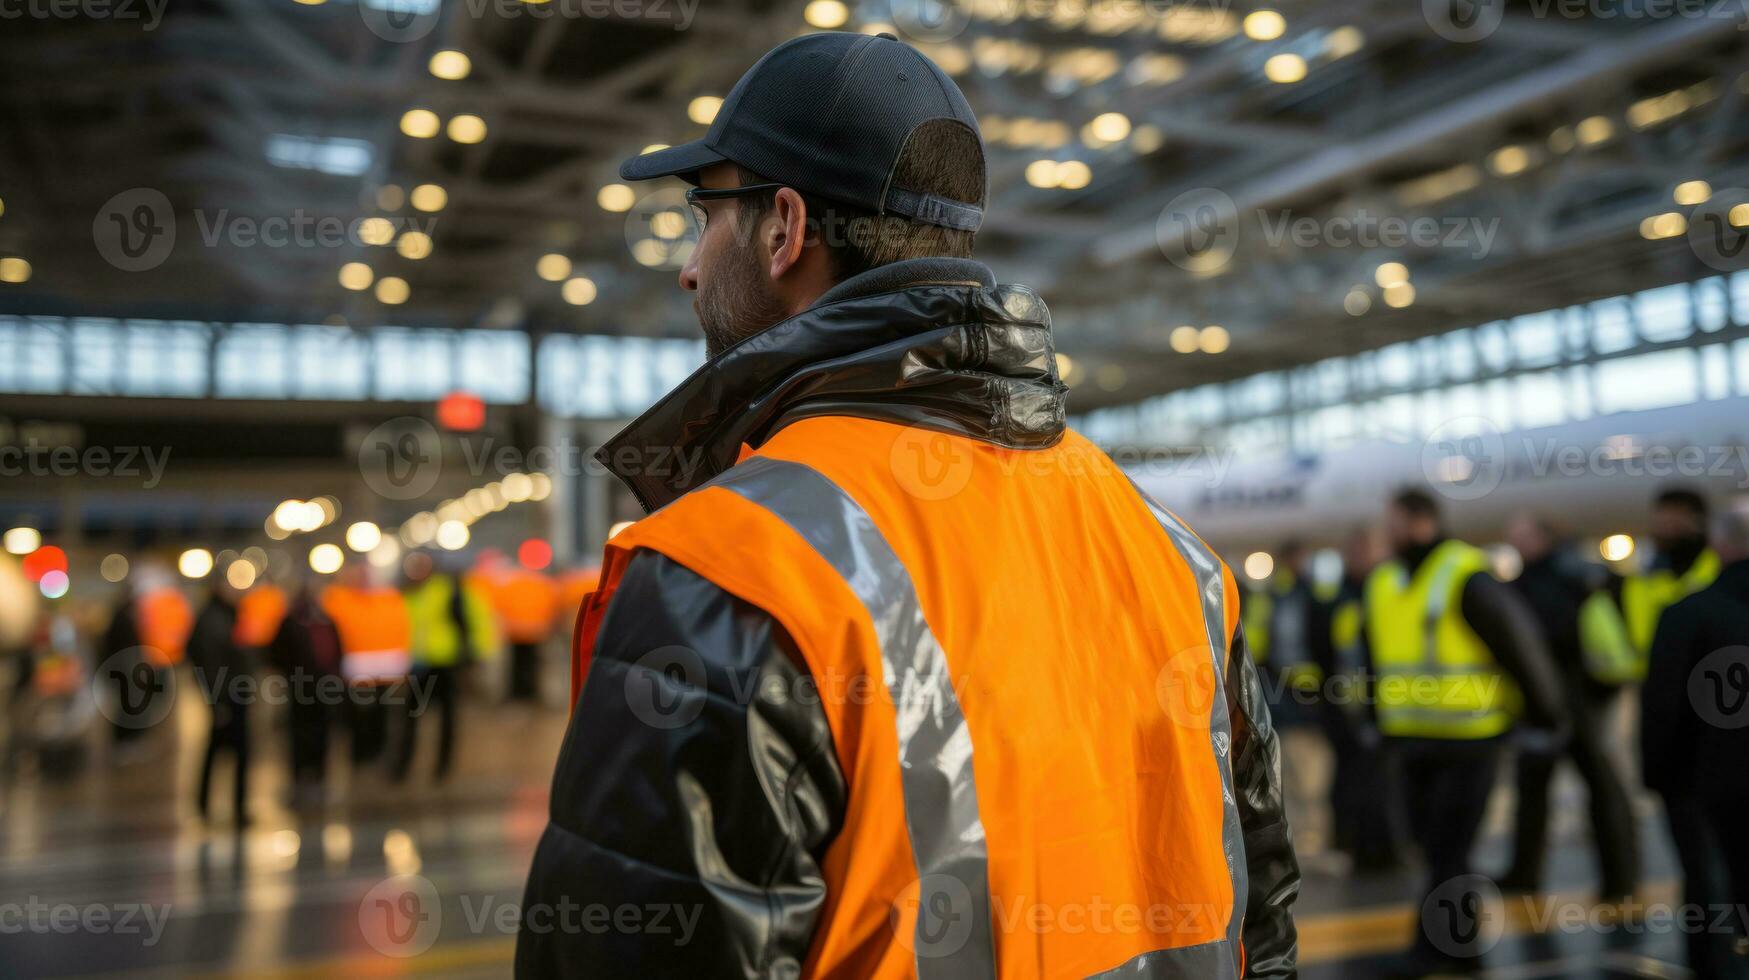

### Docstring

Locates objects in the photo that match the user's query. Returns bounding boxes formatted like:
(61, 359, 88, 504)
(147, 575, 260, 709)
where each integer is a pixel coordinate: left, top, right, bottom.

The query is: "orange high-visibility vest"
(137, 587, 193, 667)
(489, 568, 561, 645)
(234, 583, 288, 648)
(321, 585, 412, 683)
(573, 416, 1246, 979)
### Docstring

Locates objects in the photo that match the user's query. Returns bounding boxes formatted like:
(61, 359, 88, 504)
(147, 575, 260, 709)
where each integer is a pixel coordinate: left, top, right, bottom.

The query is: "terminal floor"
(0, 686, 1699, 979)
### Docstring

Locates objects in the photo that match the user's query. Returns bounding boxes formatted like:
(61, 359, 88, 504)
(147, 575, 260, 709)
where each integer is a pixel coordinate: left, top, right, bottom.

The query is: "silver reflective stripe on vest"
(709, 457, 997, 980)
(1088, 938, 1237, 979)
(1124, 479, 1245, 980)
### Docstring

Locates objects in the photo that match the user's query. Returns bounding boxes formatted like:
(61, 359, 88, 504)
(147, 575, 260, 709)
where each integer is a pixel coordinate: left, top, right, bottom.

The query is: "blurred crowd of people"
(1246, 486, 1749, 977)
(0, 546, 599, 826)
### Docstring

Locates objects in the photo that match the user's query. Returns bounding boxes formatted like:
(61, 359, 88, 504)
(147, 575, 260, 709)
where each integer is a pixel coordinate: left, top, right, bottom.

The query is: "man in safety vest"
(1580, 487, 1719, 683)
(519, 31, 1300, 979)
(1364, 490, 1565, 977)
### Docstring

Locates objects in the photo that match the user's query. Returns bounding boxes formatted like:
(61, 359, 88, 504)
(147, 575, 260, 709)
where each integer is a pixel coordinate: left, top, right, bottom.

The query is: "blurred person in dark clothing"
(188, 580, 254, 825)
(1368, 490, 1567, 977)
(1326, 524, 1401, 871)
(98, 589, 146, 752)
(267, 579, 343, 809)
(1643, 502, 1749, 980)
(1499, 513, 1637, 900)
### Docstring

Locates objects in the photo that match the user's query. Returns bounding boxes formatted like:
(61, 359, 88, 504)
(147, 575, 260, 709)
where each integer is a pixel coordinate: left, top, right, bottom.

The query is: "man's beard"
(696, 234, 789, 359)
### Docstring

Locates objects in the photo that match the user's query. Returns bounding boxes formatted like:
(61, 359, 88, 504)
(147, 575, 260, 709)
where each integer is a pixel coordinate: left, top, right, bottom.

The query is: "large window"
(1080, 271, 1748, 454)
(0, 317, 673, 416)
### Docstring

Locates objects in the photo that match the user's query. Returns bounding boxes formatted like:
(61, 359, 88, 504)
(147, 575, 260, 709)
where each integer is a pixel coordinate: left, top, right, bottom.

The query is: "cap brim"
(619, 139, 727, 183)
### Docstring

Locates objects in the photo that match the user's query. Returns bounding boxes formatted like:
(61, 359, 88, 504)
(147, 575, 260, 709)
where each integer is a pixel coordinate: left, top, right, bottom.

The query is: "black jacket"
(1641, 557, 1749, 797)
(517, 258, 1300, 978)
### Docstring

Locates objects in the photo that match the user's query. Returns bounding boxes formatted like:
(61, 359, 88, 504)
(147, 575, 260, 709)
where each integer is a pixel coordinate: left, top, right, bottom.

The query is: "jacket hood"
(597, 257, 1068, 512)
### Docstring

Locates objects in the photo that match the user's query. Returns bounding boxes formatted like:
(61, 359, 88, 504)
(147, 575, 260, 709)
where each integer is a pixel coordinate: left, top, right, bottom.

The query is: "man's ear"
(766, 187, 809, 281)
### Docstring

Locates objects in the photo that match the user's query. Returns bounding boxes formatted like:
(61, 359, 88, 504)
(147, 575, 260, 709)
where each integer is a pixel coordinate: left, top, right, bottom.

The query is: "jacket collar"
(597, 257, 1068, 512)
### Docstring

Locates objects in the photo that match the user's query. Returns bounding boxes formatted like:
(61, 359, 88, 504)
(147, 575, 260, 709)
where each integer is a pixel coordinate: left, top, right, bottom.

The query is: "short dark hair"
(1654, 487, 1708, 518)
(734, 118, 986, 281)
(1391, 488, 1442, 521)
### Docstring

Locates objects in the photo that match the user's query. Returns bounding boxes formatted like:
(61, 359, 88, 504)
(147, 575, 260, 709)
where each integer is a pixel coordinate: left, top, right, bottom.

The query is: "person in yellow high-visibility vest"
(1327, 525, 1402, 871)
(1366, 490, 1567, 977)
(1580, 488, 1719, 684)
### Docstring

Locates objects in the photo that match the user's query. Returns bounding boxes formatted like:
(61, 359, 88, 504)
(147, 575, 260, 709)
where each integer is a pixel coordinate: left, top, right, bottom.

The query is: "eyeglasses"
(684, 182, 785, 234)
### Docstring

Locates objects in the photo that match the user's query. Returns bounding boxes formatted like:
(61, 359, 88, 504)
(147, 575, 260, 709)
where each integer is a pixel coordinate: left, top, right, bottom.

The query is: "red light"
(517, 539, 553, 571)
(22, 545, 67, 583)
(436, 391, 485, 432)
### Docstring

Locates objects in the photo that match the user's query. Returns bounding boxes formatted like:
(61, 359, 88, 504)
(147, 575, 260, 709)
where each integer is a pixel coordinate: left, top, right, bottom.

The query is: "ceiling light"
(597, 184, 636, 212)
(410, 183, 447, 212)
(376, 276, 410, 304)
(1263, 53, 1305, 84)
(376, 185, 405, 211)
(1243, 9, 1285, 40)
(1383, 282, 1416, 308)
(1674, 180, 1711, 205)
(178, 548, 214, 579)
(3, 527, 40, 555)
(1088, 112, 1131, 143)
(400, 109, 441, 138)
(1374, 262, 1408, 288)
(447, 114, 487, 144)
(688, 96, 723, 125)
(803, 0, 848, 28)
(0, 257, 32, 283)
(1056, 160, 1092, 189)
(1575, 115, 1614, 146)
(309, 544, 344, 574)
(396, 231, 433, 260)
(536, 253, 572, 282)
(1324, 25, 1364, 58)
(562, 277, 598, 306)
(429, 50, 471, 80)
(339, 262, 374, 290)
(358, 217, 395, 246)
(1198, 325, 1229, 354)
(346, 521, 383, 553)
(1169, 326, 1199, 353)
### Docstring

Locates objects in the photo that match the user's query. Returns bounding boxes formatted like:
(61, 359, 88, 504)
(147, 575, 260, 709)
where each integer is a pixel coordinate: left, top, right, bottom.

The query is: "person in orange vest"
(487, 563, 559, 703)
(517, 33, 1299, 979)
(321, 565, 411, 765)
(99, 561, 190, 755)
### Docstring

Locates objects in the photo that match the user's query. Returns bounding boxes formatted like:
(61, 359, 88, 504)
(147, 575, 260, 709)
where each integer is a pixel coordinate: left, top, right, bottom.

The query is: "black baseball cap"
(619, 31, 986, 232)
